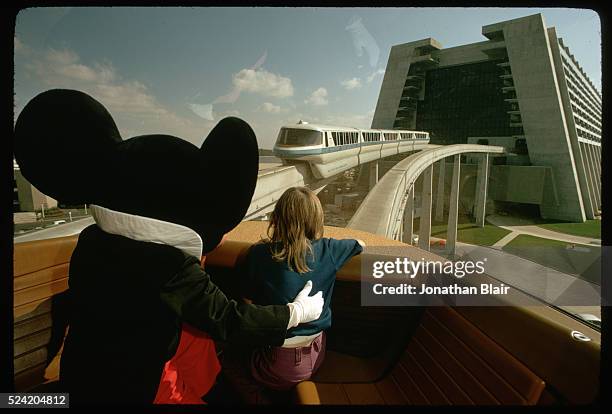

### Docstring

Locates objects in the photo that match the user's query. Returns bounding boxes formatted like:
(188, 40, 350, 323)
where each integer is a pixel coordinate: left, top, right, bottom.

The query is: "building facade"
(14, 159, 57, 212)
(372, 14, 601, 222)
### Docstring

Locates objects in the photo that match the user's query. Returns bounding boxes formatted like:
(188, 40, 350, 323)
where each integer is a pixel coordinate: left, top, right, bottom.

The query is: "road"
(14, 157, 284, 244)
(14, 217, 95, 243)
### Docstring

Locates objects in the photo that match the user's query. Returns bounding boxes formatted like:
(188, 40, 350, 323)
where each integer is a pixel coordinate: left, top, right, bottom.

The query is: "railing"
(349, 144, 505, 238)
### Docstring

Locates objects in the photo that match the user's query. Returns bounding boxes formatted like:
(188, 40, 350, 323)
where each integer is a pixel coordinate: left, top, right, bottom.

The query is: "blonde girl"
(242, 187, 364, 390)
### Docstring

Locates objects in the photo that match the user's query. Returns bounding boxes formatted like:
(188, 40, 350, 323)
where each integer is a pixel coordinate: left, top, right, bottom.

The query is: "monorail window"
(331, 131, 358, 146)
(363, 132, 381, 142)
(384, 132, 398, 141)
(399, 132, 413, 140)
(278, 128, 323, 146)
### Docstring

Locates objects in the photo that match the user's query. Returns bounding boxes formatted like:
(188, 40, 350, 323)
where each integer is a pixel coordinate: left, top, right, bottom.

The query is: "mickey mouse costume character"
(13, 89, 324, 405)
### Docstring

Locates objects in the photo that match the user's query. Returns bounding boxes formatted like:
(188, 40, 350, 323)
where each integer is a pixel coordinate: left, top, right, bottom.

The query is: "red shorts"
(154, 323, 221, 404)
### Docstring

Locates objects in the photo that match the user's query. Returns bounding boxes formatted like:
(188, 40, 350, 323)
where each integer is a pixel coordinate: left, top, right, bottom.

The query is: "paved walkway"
(487, 215, 600, 248)
(490, 231, 520, 249)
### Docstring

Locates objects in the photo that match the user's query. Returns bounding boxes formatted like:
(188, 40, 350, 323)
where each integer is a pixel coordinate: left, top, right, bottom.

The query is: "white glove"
(286, 280, 324, 329)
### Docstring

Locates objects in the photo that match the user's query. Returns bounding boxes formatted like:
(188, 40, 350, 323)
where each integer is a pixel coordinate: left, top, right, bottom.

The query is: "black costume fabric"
(14, 89, 290, 404)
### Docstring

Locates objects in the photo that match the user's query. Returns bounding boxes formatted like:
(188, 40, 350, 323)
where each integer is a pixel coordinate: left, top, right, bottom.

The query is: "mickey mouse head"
(14, 89, 260, 253)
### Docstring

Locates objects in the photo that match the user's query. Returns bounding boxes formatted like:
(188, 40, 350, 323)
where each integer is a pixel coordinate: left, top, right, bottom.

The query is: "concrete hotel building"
(372, 13, 601, 222)
(13, 159, 57, 212)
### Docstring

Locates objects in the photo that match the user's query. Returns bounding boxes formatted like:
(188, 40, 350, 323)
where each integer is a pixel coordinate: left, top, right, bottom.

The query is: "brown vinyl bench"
(13, 235, 76, 391)
(294, 306, 546, 405)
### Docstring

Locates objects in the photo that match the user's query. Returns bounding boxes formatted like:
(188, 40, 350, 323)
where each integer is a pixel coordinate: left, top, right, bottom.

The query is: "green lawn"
(536, 220, 601, 239)
(428, 221, 511, 247)
(503, 234, 601, 285)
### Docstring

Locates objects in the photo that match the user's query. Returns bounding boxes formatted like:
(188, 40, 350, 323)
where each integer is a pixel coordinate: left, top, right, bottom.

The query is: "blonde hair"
(266, 187, 324, 273)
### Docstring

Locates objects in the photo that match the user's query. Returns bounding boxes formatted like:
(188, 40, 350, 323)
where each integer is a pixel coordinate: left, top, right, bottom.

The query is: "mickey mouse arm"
(160, 256, 290, 347)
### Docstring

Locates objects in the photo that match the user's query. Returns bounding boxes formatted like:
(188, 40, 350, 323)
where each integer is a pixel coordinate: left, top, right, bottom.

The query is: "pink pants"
(250, 332, 326, 391)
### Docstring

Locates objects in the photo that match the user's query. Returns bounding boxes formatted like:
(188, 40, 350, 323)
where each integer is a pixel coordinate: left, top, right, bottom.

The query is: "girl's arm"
(329, 238, 365, 271)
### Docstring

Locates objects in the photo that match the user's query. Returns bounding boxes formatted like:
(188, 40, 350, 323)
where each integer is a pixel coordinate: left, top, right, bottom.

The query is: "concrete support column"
(588, 145, 601, 209)
(592, 145, 601, 179)
(594, 147, 601, 209)
(580, 143, 598, 214)
(597, 146, 602, 190)
(418, 165, 433, 251)
(435, 160, 445, 222)
(402, 184, 414, 245)
(589, 145, 601, 203)
(584, 144, 600, 210)
(597, 146, 602, 206)
(397, 215, 403, 242)
(369, 162, 379, 190)
(596, 146, 602, 169)
(474, 153, 489, 228)
(446, 155, 461, 256)
(575, 143, 596, 220)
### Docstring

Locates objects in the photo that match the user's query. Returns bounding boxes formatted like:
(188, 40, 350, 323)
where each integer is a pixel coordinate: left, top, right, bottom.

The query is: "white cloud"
(188, 103, 214, 121)
(304, 87, 328, 106)
(261, 102, 282, 113)
(232, 68, 294, 98)
(212, 51, 268, 105)
(367, 68, 386, 83)
(341, 77, 362, 90)
(16, 43, 213, 146)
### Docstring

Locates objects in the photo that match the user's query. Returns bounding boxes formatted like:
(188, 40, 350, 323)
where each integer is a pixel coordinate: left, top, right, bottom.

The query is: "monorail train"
(272, 121, 430, 179)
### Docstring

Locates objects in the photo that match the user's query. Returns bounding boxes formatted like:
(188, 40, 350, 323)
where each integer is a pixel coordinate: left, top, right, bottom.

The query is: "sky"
(14, 7, 601, 150)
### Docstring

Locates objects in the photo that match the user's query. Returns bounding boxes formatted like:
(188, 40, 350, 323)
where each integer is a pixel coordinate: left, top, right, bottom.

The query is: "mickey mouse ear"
(14, 89, 122, 205)
(198, 117, 259, 253)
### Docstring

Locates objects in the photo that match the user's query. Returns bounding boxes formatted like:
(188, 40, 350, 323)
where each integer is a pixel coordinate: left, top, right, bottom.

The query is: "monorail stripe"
(273, 139, 428, 157)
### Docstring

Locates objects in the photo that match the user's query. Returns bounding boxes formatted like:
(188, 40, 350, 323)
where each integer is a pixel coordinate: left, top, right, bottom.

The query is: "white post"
(41, 203, 45, 220)
(69, 211, 73, 222)
(403, 184, 414, 245)
(369, 162, 379, 190)
(435, 160, 445, 222)
(418, 165, 433, 251)
(447, 155, 461, 256)
(84, 204, 88, 215)
(474, 153, 489, 227)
